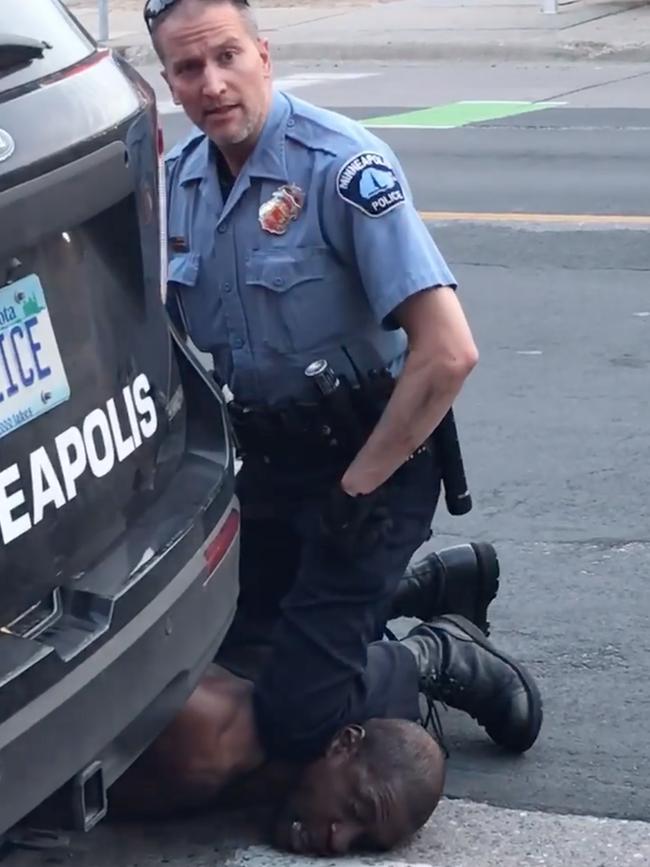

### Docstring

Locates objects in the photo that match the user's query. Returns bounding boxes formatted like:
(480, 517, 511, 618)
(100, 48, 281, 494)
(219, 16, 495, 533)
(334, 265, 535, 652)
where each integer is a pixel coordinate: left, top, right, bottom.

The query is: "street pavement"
(67, 0, 650, 64)
(6, 54, 650, 867)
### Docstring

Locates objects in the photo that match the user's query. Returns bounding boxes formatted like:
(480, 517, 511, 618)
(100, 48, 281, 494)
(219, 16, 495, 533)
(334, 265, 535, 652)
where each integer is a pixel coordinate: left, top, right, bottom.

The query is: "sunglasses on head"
(144, 0, 250, 33)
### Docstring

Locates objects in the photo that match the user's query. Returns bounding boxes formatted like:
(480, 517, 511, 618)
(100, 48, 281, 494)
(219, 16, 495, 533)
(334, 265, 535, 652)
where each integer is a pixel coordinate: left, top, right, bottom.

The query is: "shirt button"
(224, 282, 232, 293)
(273, 277, 285, 287)
(218, 223, 229, 234)
(233, 336, 244, 349)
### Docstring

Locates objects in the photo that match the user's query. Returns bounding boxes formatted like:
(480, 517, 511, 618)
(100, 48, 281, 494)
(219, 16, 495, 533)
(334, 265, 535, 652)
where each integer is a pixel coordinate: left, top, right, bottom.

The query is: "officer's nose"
(202, 61, 227, 100)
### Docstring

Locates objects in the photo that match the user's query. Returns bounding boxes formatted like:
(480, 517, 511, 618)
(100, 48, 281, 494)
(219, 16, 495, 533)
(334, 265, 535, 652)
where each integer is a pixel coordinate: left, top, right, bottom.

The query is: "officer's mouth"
(204, 104, 240, 122)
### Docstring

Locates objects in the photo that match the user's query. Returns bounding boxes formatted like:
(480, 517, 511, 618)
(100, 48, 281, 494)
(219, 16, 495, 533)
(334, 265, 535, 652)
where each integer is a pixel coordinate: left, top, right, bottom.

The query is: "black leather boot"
(391, 543, 500, 635)
(401, 614, 543, 753)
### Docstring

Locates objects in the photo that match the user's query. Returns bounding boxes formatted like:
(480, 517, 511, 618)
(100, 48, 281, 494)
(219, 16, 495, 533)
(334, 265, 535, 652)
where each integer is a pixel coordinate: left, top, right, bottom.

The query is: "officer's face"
(273, 727, 411, 856)
(157, 0, 272, 151)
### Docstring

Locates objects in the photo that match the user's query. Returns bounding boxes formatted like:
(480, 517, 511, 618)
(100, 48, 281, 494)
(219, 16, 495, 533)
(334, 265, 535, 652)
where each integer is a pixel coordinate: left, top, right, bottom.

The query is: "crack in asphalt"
(540, 67, 650, 104)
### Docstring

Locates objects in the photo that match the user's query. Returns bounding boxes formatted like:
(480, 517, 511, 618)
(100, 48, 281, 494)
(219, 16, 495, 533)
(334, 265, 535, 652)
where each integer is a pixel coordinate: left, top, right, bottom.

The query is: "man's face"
(157, 0, 271, 149)
(273, 727, 410, 856)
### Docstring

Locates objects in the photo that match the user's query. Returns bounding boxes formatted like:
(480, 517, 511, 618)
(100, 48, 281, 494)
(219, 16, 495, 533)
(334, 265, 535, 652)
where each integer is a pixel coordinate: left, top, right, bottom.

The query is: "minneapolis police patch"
(336, 151, 405, 218)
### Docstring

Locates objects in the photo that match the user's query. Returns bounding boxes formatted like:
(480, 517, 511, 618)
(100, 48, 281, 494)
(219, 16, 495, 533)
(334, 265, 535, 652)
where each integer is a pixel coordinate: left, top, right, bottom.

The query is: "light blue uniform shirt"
(165, 90, 456, 408)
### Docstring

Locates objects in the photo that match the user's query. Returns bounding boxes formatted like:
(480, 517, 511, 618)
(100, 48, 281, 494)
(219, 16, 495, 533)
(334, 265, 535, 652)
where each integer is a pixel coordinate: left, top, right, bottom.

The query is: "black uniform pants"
(220, 445, 442, 762)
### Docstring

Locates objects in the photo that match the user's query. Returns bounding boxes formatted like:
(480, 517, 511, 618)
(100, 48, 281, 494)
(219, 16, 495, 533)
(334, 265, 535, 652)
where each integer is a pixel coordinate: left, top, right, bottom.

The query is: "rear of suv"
(0, 0, 239, 837)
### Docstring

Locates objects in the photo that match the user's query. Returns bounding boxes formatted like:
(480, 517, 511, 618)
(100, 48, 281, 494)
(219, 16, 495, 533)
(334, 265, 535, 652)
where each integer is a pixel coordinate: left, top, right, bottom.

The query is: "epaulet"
(283, 92, 382, 159)
(164, 126, 205, 166)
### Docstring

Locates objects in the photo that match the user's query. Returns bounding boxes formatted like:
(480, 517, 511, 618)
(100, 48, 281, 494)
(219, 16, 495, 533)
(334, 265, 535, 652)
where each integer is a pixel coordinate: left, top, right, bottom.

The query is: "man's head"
(273, 719, 446, 856)
(146, 0, 271, 154)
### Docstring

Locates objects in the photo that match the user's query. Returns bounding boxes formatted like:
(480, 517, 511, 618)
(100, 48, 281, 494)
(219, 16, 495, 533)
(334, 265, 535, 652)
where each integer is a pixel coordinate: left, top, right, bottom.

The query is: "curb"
(114, 38, 650, 67)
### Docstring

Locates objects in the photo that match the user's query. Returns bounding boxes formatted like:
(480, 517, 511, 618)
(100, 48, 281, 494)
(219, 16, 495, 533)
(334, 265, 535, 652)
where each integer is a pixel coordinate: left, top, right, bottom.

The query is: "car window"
(0, 0, 94, 95)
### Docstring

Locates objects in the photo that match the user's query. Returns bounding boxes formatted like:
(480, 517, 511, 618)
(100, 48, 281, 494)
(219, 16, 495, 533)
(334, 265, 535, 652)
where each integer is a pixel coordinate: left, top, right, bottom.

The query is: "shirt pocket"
(244, 247, 353, 354)
(168, 252, 224, 353)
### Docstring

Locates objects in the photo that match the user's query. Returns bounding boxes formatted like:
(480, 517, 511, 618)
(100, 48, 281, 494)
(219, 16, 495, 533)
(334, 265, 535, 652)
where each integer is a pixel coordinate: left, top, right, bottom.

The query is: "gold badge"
(259, 184, 304, 235)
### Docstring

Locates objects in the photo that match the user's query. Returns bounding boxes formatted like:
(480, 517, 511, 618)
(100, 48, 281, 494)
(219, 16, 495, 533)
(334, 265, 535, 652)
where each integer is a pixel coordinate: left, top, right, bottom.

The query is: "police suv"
(0, 0, 239, 837)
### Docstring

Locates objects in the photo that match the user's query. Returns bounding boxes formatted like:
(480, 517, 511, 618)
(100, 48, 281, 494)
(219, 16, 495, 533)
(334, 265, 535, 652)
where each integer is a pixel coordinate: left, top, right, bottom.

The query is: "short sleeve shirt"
(165, 90, 456, 407)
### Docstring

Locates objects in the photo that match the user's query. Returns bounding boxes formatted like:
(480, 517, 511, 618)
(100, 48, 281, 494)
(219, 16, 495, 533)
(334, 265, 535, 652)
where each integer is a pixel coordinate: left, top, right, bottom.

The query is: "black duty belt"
(227, 399, 340, 461)
(227, 381, 470, 516)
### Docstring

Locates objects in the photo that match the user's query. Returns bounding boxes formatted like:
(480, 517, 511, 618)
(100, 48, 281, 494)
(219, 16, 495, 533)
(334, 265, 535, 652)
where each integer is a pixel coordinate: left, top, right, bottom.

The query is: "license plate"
(0, 274, 70, 440)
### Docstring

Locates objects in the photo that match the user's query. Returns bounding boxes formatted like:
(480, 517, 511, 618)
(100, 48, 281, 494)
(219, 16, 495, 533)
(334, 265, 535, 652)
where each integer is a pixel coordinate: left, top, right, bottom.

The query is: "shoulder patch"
(336, 151, 405, 218)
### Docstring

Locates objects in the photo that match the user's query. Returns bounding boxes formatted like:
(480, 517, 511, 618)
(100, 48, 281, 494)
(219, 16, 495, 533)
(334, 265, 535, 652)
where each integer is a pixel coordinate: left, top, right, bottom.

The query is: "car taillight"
(52, 48, 111, 82)
(204, 509, 240, 578)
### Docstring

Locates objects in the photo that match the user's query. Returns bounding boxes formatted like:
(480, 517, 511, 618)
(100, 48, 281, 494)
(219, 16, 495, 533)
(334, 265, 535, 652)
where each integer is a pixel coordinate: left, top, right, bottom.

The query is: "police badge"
(258, 184, 304, 235)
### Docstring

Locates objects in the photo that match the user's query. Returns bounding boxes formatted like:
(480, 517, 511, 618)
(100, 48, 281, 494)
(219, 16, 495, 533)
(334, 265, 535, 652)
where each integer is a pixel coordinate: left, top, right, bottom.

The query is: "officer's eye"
(175, 59, 201, 76)
(220, 49, 237, 65)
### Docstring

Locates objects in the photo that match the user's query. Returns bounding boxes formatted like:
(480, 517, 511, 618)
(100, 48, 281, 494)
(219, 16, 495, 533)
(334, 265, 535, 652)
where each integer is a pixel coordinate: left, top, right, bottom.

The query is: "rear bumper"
(0, 501, 240, 836)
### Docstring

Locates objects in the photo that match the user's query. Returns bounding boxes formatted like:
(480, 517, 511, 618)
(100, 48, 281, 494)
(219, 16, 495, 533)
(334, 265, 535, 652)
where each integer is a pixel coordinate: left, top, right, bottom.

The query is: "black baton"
(435, 408, 472, 515)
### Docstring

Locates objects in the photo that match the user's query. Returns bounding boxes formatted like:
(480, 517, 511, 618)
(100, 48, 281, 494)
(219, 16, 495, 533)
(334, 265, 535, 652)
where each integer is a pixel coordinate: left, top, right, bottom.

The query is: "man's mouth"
(289, 820, 308, 853)
(204, 105, 239, 120)
(289, 820, 338, 856)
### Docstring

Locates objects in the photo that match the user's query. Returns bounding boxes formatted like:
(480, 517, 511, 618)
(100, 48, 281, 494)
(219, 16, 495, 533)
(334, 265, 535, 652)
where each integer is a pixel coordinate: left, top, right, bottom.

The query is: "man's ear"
(326, 725, 366, 761)
(258, 37, 271, 77)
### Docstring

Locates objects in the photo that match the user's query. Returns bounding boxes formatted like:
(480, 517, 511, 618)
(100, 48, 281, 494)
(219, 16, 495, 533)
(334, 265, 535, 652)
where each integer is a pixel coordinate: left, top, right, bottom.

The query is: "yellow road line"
(418, 210, 650, 226)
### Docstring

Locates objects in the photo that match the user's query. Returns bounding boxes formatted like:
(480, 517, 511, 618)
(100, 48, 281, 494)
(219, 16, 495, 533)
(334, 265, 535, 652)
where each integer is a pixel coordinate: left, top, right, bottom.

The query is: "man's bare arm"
(341, 286, 478, 495)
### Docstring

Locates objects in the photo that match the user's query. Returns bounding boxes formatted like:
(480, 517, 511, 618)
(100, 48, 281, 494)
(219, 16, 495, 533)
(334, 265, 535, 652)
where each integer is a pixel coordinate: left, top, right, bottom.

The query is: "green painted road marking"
(362, 100, 566, 129)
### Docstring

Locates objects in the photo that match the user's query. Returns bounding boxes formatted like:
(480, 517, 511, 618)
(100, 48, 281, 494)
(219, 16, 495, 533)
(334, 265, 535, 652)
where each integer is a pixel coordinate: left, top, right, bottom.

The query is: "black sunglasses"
(144, 0, 250, 32)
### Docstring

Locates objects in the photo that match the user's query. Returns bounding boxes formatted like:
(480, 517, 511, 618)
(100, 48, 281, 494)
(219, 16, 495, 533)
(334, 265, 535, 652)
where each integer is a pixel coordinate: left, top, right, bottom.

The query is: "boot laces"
(421, 675, 450, 758)
(384, 626, 450, 755)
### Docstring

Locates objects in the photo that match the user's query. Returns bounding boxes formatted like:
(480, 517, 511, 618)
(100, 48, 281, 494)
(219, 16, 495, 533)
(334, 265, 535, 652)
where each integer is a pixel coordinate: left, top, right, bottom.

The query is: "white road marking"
(516, 350, 543, 355)
(274, 72, 378, 90)
(633, 311, 650, 317)
(364, 123, 456, 129)
(158, 100, 180, 115)
(158, 72, 377, 114)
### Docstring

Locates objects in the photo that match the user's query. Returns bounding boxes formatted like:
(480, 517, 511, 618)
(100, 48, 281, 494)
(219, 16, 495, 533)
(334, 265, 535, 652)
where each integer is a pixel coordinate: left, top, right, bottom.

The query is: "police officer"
(145, 0, 542, 762)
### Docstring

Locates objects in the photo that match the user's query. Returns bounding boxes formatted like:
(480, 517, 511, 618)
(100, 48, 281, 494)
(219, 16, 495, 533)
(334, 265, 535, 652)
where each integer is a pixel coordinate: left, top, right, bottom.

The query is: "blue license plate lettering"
(0, 275, 70, 439)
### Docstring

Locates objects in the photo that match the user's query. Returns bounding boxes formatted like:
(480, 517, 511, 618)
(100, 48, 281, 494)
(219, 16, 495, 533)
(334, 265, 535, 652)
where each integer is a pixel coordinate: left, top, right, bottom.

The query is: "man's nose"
(330, 821, 360, 855)
(202, 62, 227, 98)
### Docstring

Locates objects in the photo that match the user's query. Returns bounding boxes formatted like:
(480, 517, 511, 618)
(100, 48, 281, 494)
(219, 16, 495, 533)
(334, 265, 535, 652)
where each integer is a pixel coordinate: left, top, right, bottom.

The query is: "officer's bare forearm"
(341, 351, 473, 495)
(340, 286, 478, 495)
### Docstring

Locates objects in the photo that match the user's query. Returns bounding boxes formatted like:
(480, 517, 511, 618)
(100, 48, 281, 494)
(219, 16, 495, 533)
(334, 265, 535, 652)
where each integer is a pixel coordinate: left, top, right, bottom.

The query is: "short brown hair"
(149, 0, 259, 59)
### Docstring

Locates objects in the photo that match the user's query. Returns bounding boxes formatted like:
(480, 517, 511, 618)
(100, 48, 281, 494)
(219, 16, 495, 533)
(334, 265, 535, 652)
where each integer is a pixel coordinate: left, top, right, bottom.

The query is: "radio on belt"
(304, 359, 366, 452)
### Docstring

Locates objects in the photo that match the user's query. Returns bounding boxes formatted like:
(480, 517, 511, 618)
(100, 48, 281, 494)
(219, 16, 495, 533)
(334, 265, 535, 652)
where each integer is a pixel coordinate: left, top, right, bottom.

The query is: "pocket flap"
(245, 248, 327, 293)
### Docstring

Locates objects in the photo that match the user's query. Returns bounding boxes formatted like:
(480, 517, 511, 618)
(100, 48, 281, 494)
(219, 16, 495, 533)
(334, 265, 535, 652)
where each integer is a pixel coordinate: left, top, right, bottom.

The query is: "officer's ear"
(257, 37, 271, 77)
(326, 725, 366, 762)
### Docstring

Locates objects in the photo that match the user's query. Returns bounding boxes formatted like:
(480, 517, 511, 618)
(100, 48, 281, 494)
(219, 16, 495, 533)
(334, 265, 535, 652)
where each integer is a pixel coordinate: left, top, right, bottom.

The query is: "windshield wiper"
(0, 34, 52, 74)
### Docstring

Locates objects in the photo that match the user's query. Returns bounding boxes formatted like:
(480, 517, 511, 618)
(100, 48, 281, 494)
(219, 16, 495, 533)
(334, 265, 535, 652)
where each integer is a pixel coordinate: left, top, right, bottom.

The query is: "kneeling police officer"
(147, 0, 542, 760)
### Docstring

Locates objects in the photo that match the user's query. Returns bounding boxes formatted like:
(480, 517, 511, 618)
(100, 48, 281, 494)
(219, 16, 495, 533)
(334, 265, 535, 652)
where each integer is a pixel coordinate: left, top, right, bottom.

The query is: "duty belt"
(227, 400, 338, 461)
(227, 398, 433, 469)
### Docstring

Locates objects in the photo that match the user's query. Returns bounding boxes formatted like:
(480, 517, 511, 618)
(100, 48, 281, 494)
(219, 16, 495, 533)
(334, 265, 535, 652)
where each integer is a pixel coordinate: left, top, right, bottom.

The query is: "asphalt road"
(159, 105, 650, 217)
(5, 62, 650, 867)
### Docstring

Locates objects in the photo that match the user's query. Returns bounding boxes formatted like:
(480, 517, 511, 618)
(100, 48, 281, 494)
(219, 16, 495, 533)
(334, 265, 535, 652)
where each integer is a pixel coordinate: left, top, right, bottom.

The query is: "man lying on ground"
(111, 544, 542, 856)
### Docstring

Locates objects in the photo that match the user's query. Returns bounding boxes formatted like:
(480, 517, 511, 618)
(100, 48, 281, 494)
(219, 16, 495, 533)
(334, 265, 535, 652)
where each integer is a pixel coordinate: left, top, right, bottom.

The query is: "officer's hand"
(320, 483, 393, 556)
